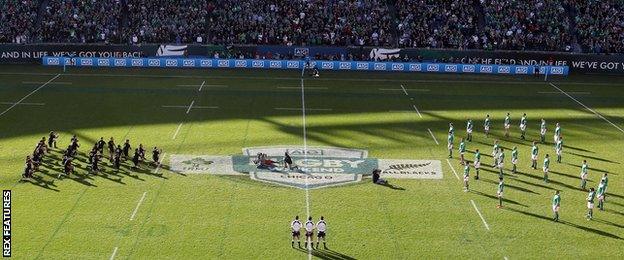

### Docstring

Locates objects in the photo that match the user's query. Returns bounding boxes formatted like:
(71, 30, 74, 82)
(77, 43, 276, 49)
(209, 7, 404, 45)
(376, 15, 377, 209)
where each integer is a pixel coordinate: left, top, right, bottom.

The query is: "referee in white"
(315, 216, 327, 249)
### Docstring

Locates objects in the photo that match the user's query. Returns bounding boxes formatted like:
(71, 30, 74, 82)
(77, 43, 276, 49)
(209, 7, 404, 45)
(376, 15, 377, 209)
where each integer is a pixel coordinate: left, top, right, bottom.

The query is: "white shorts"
(474, 161, 481, 168)
(543, 167, 549, 173)
(587, 202, 594, 209)
(504, 124, 510, 129)
(598, 195, 604, 201)
(580, 173, 587, 180)
(556, 149, 562, 156)
(498, 163, 504, 169)
(497, 192, 503, 198)
(448, 143, 453, 150)
(520, 124, 526, 131)
(460, 152, 465, 156)
(467, 129, 473, 134)
(553, 135, 559, 142)
(464, 176, 469, 182)
(512, 158, 518, 164)
(485, 126, 490, 132)
(540, 129, 546, 136)
(531, 154, 537, 161)
(552, 205, 559, 212)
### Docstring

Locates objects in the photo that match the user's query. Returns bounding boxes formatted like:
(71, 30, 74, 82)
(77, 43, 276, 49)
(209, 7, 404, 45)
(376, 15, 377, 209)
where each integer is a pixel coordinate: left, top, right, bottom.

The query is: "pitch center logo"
(170, 146, 442, 189)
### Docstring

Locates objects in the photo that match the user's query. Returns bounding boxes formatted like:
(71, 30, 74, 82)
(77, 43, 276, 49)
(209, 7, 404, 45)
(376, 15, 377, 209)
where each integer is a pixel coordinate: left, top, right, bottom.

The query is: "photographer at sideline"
(372, 169, 387, 185)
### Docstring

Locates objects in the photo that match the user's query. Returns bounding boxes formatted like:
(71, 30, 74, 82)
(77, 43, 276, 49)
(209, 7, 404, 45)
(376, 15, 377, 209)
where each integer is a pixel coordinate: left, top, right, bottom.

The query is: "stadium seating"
(1, 0, 622, 54)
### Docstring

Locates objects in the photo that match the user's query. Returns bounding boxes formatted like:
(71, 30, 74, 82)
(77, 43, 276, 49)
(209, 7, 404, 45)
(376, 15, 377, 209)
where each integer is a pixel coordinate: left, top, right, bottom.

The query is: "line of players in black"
(22, 131, 163, 179)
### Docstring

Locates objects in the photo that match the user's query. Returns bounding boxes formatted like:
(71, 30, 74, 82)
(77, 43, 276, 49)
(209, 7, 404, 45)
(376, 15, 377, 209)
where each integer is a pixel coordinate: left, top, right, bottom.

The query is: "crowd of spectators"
(205, 0, 393, 46)
(0, 0, 39, 43)
(481, 0, 572, 52)
(38, 0, 123, 43)
(569, 0, 624, 54)
(0, 0, 622, 54)
(396, 0, 479, 49)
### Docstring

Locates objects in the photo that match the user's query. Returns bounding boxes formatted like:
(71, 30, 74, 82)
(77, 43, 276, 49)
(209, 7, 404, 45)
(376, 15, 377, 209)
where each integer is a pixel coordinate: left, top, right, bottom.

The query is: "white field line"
(0, 74, 60, 117)
(109, 247, 118, 260)
(399, 84, 409, 95)
(274, 107, 332, 111)
(4, 71, 624, 86)
(172, 123, 183, 139)
(22, 81, 71, 85)
(129, 192, 147, 221)
(185, 100, 195, 114)
(428, 128, 439, 145)
(470, 199, 490, 231)
(504, 257, 509, 260)
(277, 86, 327, 90)
(549, 83, 624, 134)
(538, 91, 590, 95)
(198, 81, 205, 91)
(299, 76, 313, 260)
(162, 105, 218, 109)
(379, 88, 430, 92)
(152, 153, 167, 174)
(177, 84, 227, 88)
(412, 104, 422, 118)
(0, 102, 45, 106)
(445, 158, 460, 180)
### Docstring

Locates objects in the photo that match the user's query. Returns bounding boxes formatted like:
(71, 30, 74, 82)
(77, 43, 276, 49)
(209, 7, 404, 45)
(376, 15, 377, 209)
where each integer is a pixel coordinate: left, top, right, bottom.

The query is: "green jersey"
(498, 181, 504, 193)
(459, 141, 466, 152)
(597, 183, 606, 196)
(448, 134, 454, 144)
(541, 121, 546, 131)
(484, 118, 491, 127)
(552, 194, 561, 207)
(504, 115, 510, 125)
(581, 163, 588, 174)
(555, 140, 563, 150)
(520, 116, 527, 125)
(531, 145, 539, 156)
(466, 120, 473, 131)
(463, 165, 469, 177)
(587, 191, 596, 202)
(499, 152, 505, 163)
(493, 143, 500, 153)
(601, 176, 608, 187)
(544, 157, 550, 168)
(555, 125, 561, 136)
(512, 149, 518, 160)
(449, 125, 455, 136)
(475, 151, 481, 162)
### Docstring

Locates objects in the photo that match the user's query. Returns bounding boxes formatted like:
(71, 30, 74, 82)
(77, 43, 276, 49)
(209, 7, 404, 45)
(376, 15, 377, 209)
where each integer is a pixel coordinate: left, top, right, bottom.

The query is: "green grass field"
(0, 64, 622, 259)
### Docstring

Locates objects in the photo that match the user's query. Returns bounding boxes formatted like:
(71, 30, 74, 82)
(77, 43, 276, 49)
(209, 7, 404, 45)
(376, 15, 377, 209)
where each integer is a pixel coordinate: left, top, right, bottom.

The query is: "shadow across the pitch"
(470, 190, 528, 207)
(481, 178, 538, 194)
(295, 247, 356, 260)
(504, 207, 622, 240)
(566, 151, 620, 164)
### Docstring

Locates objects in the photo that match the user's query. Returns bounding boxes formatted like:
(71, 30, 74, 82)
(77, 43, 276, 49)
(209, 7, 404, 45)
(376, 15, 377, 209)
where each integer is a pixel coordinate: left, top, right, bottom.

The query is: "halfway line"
(549, 83, 624, 134)
(428, 128, 439, 145)
(172, 123, 183, 139)
(445, 159, 460, 180)
(129, 192, 147, 221)
(198, 81, 205, 91)
(186, 100, 195, 114)
(470, 199, 490, 231)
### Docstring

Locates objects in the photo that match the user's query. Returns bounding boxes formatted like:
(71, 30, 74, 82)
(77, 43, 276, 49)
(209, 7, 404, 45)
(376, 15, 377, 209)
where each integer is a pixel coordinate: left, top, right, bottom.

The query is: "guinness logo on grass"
(170, 146, 442, 189)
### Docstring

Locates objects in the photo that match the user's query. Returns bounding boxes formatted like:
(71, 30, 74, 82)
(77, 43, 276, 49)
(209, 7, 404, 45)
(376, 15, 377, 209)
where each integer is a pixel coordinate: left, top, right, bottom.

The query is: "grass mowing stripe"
(109, 247, 118, 260)
(428, 128, 439, 145)
(129, 192, 147, 221)
(0, 73, 60, 117)
(549, 82, 624, 133)
(470, 199, 490, 231)
(446, 159, 460, 180)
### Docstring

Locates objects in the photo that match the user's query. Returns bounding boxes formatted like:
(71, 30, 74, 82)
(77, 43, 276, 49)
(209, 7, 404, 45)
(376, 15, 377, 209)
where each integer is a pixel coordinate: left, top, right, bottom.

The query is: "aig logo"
(339, 62, 351, 70)
(409, 64, 422, 71)
(269, 61, 281, 68)
(462, 65, 475, 72)
(148, 59, 160, 67)
(321, 62, 334, 69)
(445, 65, 457, 72)
(131, 59, 143, 66)
(200, 60, 212, 67)
(294, 48, 309, 57)
(287, 61, 299, 68)
(498, 66, 510, 74)
(165, 59, 178, 67)
(427, 64, 439, 72)
(114, 59, 126, 67)
(81, 59, 93, 66)
(235, 60, 247, 67)
(252, 60, 264, 68)
(550, 67, 564, 75)
(356, 62, 369, 70)
(515, 66, 528, 74)
(374, 63, 386, 70)
(480, 65, 493, 73)
(48, 58, 60, 65)
(182, 59, 195, 67)
(97, 59, 110, 66)
(391, 63, 404, 71)
(218, 60, 229, 67)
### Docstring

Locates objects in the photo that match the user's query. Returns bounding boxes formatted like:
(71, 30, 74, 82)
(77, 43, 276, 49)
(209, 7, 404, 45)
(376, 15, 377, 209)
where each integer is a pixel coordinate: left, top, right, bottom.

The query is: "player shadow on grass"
(520, 171, 584, 192)
(564, 163, 612, 174)
(562, 144, 593, 153)
(21, 175, 60, 192)
(566, 151, 620, 164)
(504, 207, 622, 240)
(480, 178, 539, 195)
(377, 182, 405, 191)
(295, 247, 356, 260)
(470, 190, 528, 207)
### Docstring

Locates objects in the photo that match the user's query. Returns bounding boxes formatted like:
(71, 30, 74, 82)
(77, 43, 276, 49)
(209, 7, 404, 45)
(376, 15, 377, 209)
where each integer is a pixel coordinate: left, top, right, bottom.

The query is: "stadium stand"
(0, 0, 621, 54)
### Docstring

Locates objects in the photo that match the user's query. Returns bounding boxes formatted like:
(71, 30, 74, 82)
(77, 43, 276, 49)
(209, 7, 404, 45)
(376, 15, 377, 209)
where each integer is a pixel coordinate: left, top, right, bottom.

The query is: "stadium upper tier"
(1, 0, 622, 54)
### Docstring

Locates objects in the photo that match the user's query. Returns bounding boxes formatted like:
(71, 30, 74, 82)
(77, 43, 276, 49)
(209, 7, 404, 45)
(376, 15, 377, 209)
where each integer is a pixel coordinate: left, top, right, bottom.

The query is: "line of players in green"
(447, 113, 609, 221)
